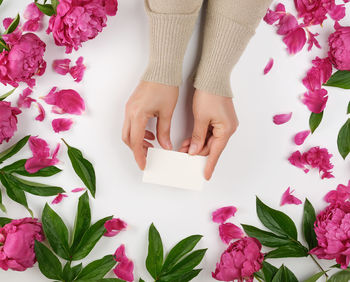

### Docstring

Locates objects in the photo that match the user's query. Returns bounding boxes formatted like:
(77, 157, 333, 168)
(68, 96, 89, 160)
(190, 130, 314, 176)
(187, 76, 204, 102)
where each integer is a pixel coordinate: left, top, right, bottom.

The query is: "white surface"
(0, 0, 349, 281)
(143, 148, 206, 191)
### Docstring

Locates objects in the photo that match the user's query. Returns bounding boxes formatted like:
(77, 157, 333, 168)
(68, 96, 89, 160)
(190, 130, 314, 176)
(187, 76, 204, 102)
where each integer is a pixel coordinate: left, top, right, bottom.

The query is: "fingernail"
(189, 143, 197, 155)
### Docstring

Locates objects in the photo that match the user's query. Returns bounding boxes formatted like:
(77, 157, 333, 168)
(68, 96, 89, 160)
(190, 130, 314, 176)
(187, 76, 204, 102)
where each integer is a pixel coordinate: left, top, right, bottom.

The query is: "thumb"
(157, 115, 173, 150)
(189, 118, 209, 155)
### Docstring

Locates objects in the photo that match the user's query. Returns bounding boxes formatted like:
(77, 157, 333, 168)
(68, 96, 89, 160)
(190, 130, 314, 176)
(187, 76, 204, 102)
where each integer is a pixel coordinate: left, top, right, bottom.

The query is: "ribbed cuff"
(142, 1, 201, 87)
(194, 11, 255, 97)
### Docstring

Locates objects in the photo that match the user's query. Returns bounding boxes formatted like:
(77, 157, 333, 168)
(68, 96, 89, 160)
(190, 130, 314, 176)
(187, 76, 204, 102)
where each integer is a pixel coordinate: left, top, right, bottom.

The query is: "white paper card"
(143, 148, 207, 191)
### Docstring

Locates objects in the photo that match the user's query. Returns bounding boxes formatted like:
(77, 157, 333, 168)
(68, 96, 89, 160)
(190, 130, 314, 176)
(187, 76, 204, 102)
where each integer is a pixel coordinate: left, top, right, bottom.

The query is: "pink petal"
(307, 30, 321, 51)
(283, 27, 307, 55)
(294, 130, 311, 145)
(69, 56, 86, 83)
(273, 112, 292, 125)
(113, 259, 134, 282)
(324, 181, 350, 204)
(104, 218, 127, 237)
(263, 3, 286, 25)
(277, 14, 298, 35)
(23, 18, 42, 32)
(218, 223, 244, 244)
(17, 88, 36, 108)
(328, 5, 346, 21)
(71, 188, 85, 193)
(288, 151, 309, 172)
(104, 0, 119, 16)
(114, 244, 126, 262)
(52, 118, 73, 133)
(52, 59, 71, 75)
(52, 193, 68, 204)
(24, 3, 43, 20)
(212, 206, 237, 224)
(302, 88, 328, 113)
(35, 102, 45, 121)
(263, 58, 274, 75)
(280, 187, 302, 206)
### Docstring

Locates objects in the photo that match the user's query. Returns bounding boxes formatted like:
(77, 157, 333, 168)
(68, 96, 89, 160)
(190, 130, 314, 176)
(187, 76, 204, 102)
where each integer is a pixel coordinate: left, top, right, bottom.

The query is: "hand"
(179, 90, 238, 180)
(122, 81, 179, 170)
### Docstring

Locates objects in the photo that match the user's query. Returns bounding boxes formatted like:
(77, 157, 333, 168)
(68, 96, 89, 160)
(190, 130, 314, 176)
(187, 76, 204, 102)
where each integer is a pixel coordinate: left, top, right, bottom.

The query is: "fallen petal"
(52, 193, 68, 204)
(294, 130, 310, 145)
(114, 244, 126, 262)
(212, 206, 237, 224)
(104, 218, 128, 237)
(52, 59, 71, 75)
(283, 27, 307, 55)
(52, 118, 73, 133)
(71, 188, 85, 193)
(280, 187, 302, 206)
(35, 102, 45, 121)
(273, 112, 292, 125)
(263, 58, 274, 75)
(219, 223, 244, 244)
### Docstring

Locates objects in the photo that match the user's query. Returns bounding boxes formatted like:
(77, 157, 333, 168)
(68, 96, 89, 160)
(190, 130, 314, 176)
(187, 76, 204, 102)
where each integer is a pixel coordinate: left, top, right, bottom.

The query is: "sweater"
(142, 0, 273, 97)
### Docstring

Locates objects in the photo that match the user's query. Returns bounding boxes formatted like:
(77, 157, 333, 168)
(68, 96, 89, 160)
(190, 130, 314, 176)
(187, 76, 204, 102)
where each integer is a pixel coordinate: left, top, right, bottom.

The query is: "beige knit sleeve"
(142, 0, 204, 86)
(194, 0, 273, 97)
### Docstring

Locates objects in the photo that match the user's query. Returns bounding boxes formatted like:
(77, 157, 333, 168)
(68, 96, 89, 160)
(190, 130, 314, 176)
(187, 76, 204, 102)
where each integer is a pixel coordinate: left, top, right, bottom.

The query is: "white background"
(0, 0, 349, 281)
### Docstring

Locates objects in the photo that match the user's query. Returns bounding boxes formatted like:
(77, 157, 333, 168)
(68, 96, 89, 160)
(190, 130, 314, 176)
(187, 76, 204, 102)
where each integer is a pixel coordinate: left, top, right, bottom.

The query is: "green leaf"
(328, 269, 350, 282)
(0, 189, 6, 213)
(166, 269, 202, 282)
(0, 217, 11, 227)
(139, 279, 145, 282)
(63, 140, 96, 198)
(1, 159, 62, 177)
(272, 265, 298, 282)
(261, 261, 278, 282)
(161, 235, 202, 273)
(265, 243, 309, 259)
(256, 197, 298, 240)
(158, 249, 207, 281)
(42, 203, 71, 260)
(0, 174, 32, 216)
(34, 241, 63, 280)
(325, 70, 350, 89)
(71, 216, 112, 260)
(70, 192, 91, 251)
(337, 118, 350, 159)
(62, 262, 82, 282)
(4, 174, 64, 196)
(51, 0, 59, 13)
(0, 135, 30, 164)
(309, 112, 323, 134)
(304, 271, 327, 282)
(241, 224, 290, 247)
(0, 0, 3, 7)
(4, 14, 20, 35)
(0, 38, 9, 52)
(0, 88, 16, 101)
(35, 3, 55, 16)
(347, 101, 350, 115)
(75, 255, 116, 280)
(302, 199, 317, 250)
(146, 223, 164, 279)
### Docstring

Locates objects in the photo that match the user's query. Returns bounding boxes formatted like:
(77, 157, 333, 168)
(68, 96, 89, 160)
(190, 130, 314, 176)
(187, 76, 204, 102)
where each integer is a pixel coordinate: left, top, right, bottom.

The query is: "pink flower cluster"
(113, 244, 134, 282)
(288, 147, 334, 179)
(328, 22, 350, 71)
(311, 181, 350, 269)
(0, 19, 46, 88)
(47, 0, 118, 53)
(0, 218, 44, 271)
(0, 101, 21, 145)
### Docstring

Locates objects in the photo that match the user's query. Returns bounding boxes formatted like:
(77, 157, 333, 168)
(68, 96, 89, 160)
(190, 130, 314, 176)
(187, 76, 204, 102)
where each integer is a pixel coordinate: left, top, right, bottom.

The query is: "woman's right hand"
(122, 81, 179, 170)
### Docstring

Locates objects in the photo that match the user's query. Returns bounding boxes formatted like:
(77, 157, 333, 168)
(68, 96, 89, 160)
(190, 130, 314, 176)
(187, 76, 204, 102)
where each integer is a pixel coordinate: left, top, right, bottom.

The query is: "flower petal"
(69, 56, 86, 83)
(52, 193, 68, 204)
(294, 130, 310, 146)
(52, 118, 73, 133)
(302, 89, 328, 113)
(71, 188, 85, 193)
(114, 244, 126, 262)
(104, 218, 127, 237)
(52, 59, 71, 75)
(283, 27, 307, 55)
(273, 112, 292, 125)
(219, 223, 244, 244)
(17, 88, 36, 108)
(280, 187, 302, 206)
(263, 58, 274, 75)
(212, 206, 237, 224)
(35, 102, 45, 121)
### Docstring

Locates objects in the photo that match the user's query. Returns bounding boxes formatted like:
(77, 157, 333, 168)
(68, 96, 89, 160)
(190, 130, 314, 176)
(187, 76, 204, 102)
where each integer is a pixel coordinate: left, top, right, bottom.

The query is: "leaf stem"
(255, 276, 263, 282)
(310, 254, 328, 278)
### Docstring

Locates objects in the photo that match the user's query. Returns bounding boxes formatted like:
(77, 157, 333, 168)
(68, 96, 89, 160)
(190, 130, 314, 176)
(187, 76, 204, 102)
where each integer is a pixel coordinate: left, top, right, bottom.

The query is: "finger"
(143, 140, 154, 148)
(122, 118, 131, 147)
(157, 115, 173, 150)
(145, 130, 155, 140)
(130, 117, 148, 170)
(181, 138, 191, 148)
(189, 118, 209, 155)
(204, 137, 229, 180)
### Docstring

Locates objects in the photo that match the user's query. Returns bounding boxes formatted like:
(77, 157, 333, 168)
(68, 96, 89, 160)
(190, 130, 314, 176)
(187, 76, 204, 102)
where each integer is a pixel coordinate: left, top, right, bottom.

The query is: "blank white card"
(143, 148, 207, 191)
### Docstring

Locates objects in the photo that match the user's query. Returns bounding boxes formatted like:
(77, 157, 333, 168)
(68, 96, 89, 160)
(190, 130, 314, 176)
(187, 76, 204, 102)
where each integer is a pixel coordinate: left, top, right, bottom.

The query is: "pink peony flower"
(52, 59, 71, 75)
(328, 22, 350, 71)
(35, 102, 45, 122)
(1, 33, 46, 88)
(46, 0, 118, 53)
(0, 101, 21, 144)
(263, 58, 274, 75)
(273, 112, 292, 125)
(212, 237, 264, 282)
(283, 27, 307, 55)
(113, 244, 134, 282)
(52, 118, 73, 133)
(212, 206, 237, 224)
(69, 56, 86, 82)
(324, 181, 350, 204)
(104, 218, 127, 237)
(43, 87, 85, 115)
(302, 57, 332, 91)
(294, 130, 311, 145)
(23, 3, 44, 32)
(25, 136, 60, 174)
(219, 223, 244, 244)
(17, 88, 36, 108)
(0, 218, 44, 271)
(302, 88, 328, 113)
(310, 201, 350, 269)
(280, 187, 302, 206)
(52, 193, 68, 204)
(288, 147, 334, 179)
